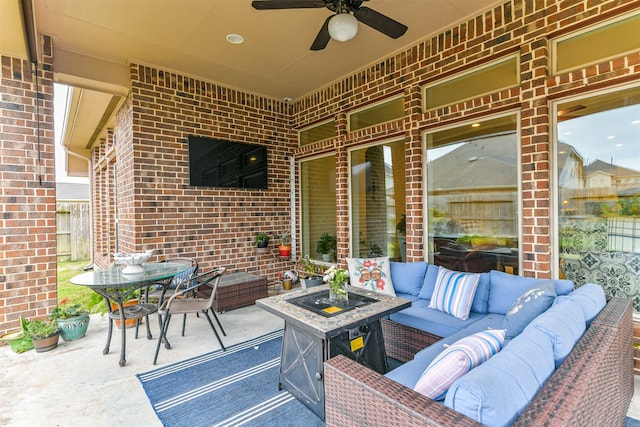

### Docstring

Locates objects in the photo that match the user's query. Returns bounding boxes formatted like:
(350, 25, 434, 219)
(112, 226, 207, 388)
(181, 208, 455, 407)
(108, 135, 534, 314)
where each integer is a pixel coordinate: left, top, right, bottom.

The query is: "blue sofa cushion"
(527, 298, 586, 368)
(418, 264, 440, 300)
(555, 283, 606, 326)
(488, 271, 573, 315)
(470, 273, 490, 314)
(389, 299, 486, 337)
(390, 261, 427, 296)
(503, 280, 556, 340)
(428, 266, 480, 320)
(444, 327, 555, 427)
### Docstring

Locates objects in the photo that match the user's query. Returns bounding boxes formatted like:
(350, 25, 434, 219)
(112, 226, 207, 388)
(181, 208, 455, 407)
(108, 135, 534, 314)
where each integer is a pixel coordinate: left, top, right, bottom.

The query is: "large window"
(350, 139, 406, 261)
(555, 86, 640, 313)
(299, 154, 336, 261)
(425, 115, 519, 273)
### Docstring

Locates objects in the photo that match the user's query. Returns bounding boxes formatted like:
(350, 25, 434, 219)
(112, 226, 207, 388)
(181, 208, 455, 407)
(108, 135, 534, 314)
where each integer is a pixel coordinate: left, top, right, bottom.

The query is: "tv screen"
(188, 136, 268, 189)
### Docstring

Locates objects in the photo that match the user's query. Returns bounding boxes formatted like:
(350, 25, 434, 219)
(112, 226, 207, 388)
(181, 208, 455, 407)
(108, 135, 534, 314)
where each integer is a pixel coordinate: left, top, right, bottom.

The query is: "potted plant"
(255, 232, 270, 254)
(278, 229, 292, 257)
(316, 232, 337, 262)
(49, 298, 91, 341)
(19, 317, 60, 353)
(299, 254, 324, 288)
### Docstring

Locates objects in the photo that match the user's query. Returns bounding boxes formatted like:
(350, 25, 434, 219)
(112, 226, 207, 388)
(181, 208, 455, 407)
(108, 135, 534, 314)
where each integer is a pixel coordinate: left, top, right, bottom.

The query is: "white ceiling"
(1, 0, 499, 175)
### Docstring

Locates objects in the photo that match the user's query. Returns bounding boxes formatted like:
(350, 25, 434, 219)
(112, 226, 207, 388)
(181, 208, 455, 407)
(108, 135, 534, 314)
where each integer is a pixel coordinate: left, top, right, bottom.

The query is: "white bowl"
(113, 251, 153, 265)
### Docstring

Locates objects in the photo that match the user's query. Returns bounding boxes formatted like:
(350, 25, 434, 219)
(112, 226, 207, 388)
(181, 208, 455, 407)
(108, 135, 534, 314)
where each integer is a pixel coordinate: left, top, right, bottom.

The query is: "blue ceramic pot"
(55, 312, 90, 341)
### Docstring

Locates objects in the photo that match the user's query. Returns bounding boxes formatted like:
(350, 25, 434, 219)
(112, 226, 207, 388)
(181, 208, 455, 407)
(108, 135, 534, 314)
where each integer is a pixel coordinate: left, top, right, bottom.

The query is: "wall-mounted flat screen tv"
(188, 135, 268, 189)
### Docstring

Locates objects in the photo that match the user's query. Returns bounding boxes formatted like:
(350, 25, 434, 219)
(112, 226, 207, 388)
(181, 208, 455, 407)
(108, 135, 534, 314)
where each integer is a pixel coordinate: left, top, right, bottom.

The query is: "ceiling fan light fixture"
(328, 13, 358, 42)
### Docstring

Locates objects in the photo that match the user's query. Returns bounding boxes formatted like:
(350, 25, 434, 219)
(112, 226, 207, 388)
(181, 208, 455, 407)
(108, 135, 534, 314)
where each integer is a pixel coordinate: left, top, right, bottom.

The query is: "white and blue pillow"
(414, 329, 505, 400)
(428, 266, 480, 320)
(503, 280, 556, 339)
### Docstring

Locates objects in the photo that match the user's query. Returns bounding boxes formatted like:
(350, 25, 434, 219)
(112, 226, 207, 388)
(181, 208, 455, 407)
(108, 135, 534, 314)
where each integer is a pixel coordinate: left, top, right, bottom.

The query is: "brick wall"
(91, 65, 297, 284)
(0, 36, 57, 334)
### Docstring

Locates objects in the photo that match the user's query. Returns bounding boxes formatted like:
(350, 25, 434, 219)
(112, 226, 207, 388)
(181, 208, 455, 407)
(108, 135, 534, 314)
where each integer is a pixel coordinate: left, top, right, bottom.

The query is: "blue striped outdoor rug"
(137, 330, 324, 427)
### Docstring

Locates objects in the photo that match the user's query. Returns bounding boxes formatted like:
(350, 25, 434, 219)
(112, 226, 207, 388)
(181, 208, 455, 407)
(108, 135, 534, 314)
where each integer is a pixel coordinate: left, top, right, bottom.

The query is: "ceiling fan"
(251, 0, 408, 51)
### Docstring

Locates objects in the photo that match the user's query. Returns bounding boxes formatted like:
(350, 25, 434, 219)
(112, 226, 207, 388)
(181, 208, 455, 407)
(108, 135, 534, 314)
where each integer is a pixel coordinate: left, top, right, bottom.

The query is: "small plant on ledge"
(278, 229, 292, 257)
(255, 232, 270, 254)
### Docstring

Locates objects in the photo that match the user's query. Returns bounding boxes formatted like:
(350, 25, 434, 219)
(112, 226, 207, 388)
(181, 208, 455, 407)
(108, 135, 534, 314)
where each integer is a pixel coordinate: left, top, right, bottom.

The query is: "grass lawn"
(57, 260, 104, 312)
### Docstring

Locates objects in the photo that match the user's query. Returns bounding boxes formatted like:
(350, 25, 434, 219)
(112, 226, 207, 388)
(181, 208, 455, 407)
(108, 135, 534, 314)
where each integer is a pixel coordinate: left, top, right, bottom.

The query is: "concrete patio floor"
(1, 302, 639, 426)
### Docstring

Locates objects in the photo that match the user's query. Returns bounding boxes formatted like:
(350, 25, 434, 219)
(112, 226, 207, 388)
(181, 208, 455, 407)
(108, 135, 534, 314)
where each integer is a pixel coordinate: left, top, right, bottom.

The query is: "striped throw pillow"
(428, 266, 480, 320)
(414, 329, 506, 400)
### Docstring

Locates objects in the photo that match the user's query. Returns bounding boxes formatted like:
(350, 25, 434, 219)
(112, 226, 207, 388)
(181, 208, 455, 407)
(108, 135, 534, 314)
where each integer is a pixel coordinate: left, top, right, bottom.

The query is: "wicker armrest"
(381, 317, 443, 363)
(324, 355, 482, 427)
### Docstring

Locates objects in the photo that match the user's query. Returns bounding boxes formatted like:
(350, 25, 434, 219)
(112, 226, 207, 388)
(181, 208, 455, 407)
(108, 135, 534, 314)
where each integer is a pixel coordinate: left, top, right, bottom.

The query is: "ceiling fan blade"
(354, 6, 407, 39)
(251, 0, 327, 10)
(310, 15, 332, 51)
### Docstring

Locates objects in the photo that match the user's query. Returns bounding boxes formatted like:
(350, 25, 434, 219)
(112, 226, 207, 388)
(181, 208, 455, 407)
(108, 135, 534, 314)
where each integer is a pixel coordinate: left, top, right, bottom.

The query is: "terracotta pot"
(278, 245, 291, 257)
(32, 331, 60, 353)
(111, 300, 139, 329)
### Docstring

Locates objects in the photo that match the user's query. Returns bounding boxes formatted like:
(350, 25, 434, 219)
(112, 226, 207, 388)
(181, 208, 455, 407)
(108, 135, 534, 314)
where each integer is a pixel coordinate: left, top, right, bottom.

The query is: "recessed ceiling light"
(632, 120, 640, 125)
(607, 135, 615, 139)
(471, 123, 480, 128)
(226, 34, 244, 44)
(563, 131, 572, 135)
(283, 97, 292, 102)
(616, 143, 623, 147)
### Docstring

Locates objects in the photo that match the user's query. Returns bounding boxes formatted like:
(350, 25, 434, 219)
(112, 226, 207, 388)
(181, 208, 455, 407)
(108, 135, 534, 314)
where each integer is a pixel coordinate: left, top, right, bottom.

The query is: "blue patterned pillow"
(503, 280, 556, 339)
(428, 266, 480, 320)
(414, 329, 505, 400)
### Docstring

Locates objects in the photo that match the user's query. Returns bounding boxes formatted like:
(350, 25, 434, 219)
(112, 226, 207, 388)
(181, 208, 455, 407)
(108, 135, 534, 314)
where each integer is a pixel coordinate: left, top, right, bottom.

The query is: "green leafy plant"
(254, 232, 270, 247)
(49, 297, 89, 319)
(20, 317, 59, 339)
(299, 254, 321, 277)
(323, 266, 349, 299)
(316, 232, 337, 255)
(278, 229, 291, 246)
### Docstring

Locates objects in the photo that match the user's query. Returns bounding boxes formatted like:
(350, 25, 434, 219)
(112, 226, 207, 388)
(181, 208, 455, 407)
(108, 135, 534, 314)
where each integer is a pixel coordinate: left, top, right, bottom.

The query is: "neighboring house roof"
(56, 183, 90, 200)
(584, 159, 640, 179)
(428, 133, 517, 190)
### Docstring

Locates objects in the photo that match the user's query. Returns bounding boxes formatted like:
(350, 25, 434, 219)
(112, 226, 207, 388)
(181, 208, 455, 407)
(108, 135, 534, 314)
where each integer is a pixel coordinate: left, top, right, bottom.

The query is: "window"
(553, 13, 640, 75)
(350, 139, 406, 260)
(423, 55, 519, 111)
(555, 86, 640, 313)
(348, 96, 404, 132)
(299, 154, 337, 261)
(299, 119, 336, 146)
(425, 115, 519, 273)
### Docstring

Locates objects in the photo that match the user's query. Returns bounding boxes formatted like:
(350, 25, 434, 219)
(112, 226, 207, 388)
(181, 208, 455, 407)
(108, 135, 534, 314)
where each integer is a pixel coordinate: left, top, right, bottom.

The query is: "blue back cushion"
(390, 262, 428, 296)
(527, 298, 585, 368)
(418, 264, 440, 300)
(488, 270, 574, 315)
(554, 283, 606, 326)
(470, 273, 490, 314)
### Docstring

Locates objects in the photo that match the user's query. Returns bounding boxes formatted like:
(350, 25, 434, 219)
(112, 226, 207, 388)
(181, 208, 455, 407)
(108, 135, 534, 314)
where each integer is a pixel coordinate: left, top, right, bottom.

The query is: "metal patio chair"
(153, 266, 227, 365)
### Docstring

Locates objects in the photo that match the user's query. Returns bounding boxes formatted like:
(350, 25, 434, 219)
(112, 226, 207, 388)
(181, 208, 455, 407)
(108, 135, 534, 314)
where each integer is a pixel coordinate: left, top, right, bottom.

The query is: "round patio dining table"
(70, 262, 190, 366)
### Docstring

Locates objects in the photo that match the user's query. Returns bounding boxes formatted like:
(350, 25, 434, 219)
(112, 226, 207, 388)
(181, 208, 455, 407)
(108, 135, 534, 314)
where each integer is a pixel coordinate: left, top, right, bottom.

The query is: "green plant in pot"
(316, 232, 337, 262)
(278, 229, 292, 257)
(49, 298, 90, 342)
(255, 232, 270, 254)
(299, 254, 324, 288)
(20, 317, 60, 353)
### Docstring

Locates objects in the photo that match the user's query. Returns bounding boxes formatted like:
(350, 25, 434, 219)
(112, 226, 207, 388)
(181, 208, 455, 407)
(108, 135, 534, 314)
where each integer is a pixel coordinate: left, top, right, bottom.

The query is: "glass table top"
(70, 262, 189, 288)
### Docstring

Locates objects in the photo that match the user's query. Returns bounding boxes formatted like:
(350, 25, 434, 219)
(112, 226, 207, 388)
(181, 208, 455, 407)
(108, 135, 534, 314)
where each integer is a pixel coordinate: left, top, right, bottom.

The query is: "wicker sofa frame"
(324, 297, 634, 427)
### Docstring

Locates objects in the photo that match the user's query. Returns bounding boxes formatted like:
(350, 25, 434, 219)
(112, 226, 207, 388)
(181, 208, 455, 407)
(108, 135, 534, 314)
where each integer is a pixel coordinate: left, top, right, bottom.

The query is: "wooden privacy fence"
(57, 201, 90, 262)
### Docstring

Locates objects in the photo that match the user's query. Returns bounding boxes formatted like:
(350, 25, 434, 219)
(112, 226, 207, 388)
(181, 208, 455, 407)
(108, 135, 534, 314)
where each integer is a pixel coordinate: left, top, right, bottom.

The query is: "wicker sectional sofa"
(324, 262, 634, 426)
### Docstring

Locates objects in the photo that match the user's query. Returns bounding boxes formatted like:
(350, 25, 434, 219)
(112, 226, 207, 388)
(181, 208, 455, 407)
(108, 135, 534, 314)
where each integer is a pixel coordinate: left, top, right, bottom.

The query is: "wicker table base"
(213, 272, 267, 312)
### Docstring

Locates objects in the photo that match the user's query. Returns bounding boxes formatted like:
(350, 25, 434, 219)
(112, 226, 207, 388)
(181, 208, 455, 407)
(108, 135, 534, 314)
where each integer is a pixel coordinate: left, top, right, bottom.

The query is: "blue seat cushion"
(554, 283, 605, 326)
(389, 299, 485, 338)
(390, 262, 428, 296)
